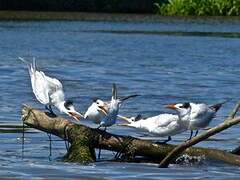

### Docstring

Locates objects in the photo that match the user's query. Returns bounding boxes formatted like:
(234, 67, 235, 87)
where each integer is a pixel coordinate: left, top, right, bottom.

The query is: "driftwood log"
(22, 105, 240, 166)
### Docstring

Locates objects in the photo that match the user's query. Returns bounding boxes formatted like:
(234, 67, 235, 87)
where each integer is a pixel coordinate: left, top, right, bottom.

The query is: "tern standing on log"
(187, 102, 224, 139)
(19, 57, 83, 159)
(19, 57, 83, 120)
(164, 101, 225, 140)
(84, 83, 138, 159)
(120, 103, 191, 143)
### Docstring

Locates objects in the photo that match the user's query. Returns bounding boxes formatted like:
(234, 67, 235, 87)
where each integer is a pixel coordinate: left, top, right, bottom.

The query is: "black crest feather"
(64, 100, 73, 110)
(92, 97, 98, 102)
(133, 114, 142, 121)
(182, 102, 190, 109)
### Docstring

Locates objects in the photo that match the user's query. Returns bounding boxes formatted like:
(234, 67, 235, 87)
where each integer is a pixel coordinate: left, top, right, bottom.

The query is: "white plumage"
(19, 57, 82, 121)
(188, 103, 216, 130)
(164, 102, 225, 139)
(84, 84, 138, 127)
(119, 103, 193, 143)
(124, 114, 187, 137)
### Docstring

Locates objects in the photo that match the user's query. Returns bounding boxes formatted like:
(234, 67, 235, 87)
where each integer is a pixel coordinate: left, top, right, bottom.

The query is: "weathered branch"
(159, 102, 240, 168)
(22, 105, 240, 166)
(226, 102, 240, 121)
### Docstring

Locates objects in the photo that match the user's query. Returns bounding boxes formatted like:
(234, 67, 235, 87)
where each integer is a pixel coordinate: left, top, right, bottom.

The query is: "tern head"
(84, 98, 108, 119)
(63, 100, 82, 121)
(165, 102, 191, 117)
(94, 99, 108, 115)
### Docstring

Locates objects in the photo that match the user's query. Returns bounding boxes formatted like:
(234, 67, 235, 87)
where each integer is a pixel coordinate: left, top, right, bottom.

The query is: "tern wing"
(153, 114, 179, 127)
(31, 70, 50, 105)
(191, 103, 209, 119)
(44, 75, 63, 93)
(153, 114, 184, 136)
(19, 57, 50, 105)
(44, 74, 65, 105)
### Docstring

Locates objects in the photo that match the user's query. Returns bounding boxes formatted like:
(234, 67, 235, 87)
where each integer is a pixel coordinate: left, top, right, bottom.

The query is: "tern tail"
(18, 57, 37, 74)
(119, 94, 140, 102)
(209, 99, 230, 112)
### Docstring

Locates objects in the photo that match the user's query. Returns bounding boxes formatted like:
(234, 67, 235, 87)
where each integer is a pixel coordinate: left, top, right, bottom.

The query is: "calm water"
(0, 19, 240, 179)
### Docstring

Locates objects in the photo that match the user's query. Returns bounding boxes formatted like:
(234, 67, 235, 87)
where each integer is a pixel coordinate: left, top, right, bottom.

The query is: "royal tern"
(19, 57, 83, 120)
(119, 103, 192, 143)
(84, 83, 138, 159)
(187, 102, 225, 138)
(166, 101, 225, 140)
(84, 85, 139, 126)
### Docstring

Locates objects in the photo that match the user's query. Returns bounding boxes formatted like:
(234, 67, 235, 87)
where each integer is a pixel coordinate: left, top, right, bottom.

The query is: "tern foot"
(155, 136, 172, 144)
(194, 130, 199, 137)
(45, 112, 57, 118)
(45, 105, 57, 118)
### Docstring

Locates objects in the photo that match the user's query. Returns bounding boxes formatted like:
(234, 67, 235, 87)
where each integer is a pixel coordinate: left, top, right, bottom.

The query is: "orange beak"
(165, 104, 177, 110)
(97, 105, 108, 116)
(68, 112, 82, 121)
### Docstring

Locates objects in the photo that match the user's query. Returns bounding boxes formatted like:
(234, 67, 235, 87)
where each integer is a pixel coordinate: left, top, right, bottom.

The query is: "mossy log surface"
(22, 105, 240, 165)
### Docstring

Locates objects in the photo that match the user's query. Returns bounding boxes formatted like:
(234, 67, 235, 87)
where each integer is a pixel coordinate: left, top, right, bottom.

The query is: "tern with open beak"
(84, 84, 139, 126)
(84, 83, 138, 159)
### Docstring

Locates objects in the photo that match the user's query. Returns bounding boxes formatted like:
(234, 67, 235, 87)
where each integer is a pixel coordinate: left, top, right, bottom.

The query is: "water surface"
(0, 19, 240, 179)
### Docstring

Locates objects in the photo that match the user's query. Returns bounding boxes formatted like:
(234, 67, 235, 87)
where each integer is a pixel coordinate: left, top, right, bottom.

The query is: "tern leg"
(155, 136, 172, 144)
(21, 121, 25, 159)
(47, 133, 52, 161)
(98, 126, 107, 160)
(45, 105, 54, 159)
(194, 130, 199, 137)
(48, 105, 54, 114)
(187, 130, 193, 141)
(44, 106, 54, 160)
(164, 136, 172, 143)
(45, 105, 56, 117)
(45, 105, 51, 112)
(64, 126, 70, 151)
(64, 139, 70, 151)
(162, 136, 172, 144)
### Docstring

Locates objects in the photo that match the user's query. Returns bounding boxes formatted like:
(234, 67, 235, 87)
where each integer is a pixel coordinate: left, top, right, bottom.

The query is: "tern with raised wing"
(19, 57, 83, 120)
(84, 84, 139, 127)
(19, 57, 83, 158)
(84, 83, 138, 159)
